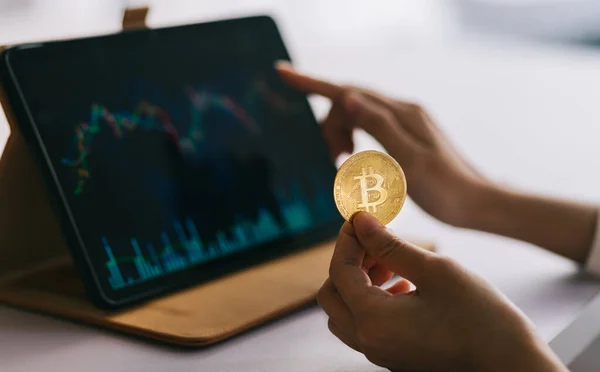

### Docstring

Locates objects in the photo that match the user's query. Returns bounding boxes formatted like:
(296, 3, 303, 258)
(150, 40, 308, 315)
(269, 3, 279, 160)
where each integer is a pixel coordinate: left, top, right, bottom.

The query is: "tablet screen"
(5, 17, 342, 306)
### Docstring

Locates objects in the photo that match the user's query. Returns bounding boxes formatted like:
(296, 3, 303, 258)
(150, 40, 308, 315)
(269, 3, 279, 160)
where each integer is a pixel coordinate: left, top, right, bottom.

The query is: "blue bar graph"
(104, 180, 339, 290)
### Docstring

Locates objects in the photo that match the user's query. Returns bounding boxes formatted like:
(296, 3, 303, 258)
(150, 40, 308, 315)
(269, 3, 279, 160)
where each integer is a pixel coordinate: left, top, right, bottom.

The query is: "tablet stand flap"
(122, 6, 149, 30)
(0, 238, 436, 346)
(0, 66, 70, 278)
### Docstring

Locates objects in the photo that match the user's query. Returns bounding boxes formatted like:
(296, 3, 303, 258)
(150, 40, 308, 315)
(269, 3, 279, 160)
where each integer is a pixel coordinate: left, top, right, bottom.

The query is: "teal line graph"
(60, 76, 309, 196)
(61, 86, 260, 195)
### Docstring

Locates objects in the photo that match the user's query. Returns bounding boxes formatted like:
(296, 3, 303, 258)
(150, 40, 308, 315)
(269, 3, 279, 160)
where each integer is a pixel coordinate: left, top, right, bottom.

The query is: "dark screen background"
(7, 17, 341, 304)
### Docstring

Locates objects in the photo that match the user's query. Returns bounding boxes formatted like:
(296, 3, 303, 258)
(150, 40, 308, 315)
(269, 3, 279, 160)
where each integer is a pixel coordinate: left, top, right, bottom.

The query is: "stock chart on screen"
(61, 77, 298, 195)
(57, 75, 337, 291)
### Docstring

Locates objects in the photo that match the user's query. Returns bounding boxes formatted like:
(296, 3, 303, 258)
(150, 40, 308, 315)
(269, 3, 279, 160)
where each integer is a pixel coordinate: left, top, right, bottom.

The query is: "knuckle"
(358, 222, 378, 240)
(373, 109, 395, 126)
(356, 320, 384, 363)
(355, 307, 381, 337)
(425, 255, 458, 276)
(406, 102, 426, 115)
(326, 319, 336, 333)
(439, 255, 460, 269)
(353, 300, 374, 319)
(376, 237, 403, 261)
(363, 350, 386, 368)
(340, 83, 355, 91)
(356, 319, 376, 346)
(328, 265, 336, 279)
(338, 85, 359, 101)
(316, 285, 328, 306)
(364, 355, 383, 368)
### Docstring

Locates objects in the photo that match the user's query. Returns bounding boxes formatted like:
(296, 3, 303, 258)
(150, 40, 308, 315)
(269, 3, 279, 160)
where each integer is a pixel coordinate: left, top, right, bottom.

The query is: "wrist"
(455, 181, 529, 238)
(450, 179, 506, 231)
(465, 182, 511, 230)
(456, 180, 598, 262)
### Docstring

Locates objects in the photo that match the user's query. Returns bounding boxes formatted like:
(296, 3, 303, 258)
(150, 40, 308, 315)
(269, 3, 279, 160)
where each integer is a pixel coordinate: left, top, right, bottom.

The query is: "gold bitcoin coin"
(333, 150, 407, 225)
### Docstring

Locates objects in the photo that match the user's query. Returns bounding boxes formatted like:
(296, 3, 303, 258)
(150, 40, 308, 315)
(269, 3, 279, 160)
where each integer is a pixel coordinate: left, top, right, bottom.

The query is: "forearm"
(484, 336, 568, 372)
(464, 182, 598, 263)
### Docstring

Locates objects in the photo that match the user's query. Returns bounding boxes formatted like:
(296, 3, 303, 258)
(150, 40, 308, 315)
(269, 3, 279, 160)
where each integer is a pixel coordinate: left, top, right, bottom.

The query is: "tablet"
(0, 16, 343, 309)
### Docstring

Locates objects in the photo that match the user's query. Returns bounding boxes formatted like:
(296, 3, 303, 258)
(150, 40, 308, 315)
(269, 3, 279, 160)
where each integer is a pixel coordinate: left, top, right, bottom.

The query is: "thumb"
(353, 212, 432, 286)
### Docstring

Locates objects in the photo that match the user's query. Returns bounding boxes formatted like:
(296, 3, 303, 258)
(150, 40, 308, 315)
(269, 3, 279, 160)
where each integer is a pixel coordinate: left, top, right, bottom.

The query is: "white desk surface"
(2, 1, 600, 371)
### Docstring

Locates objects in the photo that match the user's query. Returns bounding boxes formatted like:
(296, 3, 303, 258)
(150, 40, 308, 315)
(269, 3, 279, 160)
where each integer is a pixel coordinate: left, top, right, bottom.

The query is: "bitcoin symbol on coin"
(354, 167, 388, 213)
(333, 150, 407, 225)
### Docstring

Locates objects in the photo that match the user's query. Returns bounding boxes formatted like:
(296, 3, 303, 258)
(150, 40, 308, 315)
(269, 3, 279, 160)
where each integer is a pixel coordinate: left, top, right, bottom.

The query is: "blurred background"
(3, 0, 600, 48)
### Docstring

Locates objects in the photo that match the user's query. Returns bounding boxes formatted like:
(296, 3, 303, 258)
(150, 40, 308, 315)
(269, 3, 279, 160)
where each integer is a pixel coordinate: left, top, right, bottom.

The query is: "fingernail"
(344, 92, 362, 114)
(355, 211, 382, 234)
(274, 60, 293, 70)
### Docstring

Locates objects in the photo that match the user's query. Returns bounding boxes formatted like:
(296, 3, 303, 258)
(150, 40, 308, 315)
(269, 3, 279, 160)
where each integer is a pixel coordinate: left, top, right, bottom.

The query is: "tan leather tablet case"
(0, 7, 435, 346)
